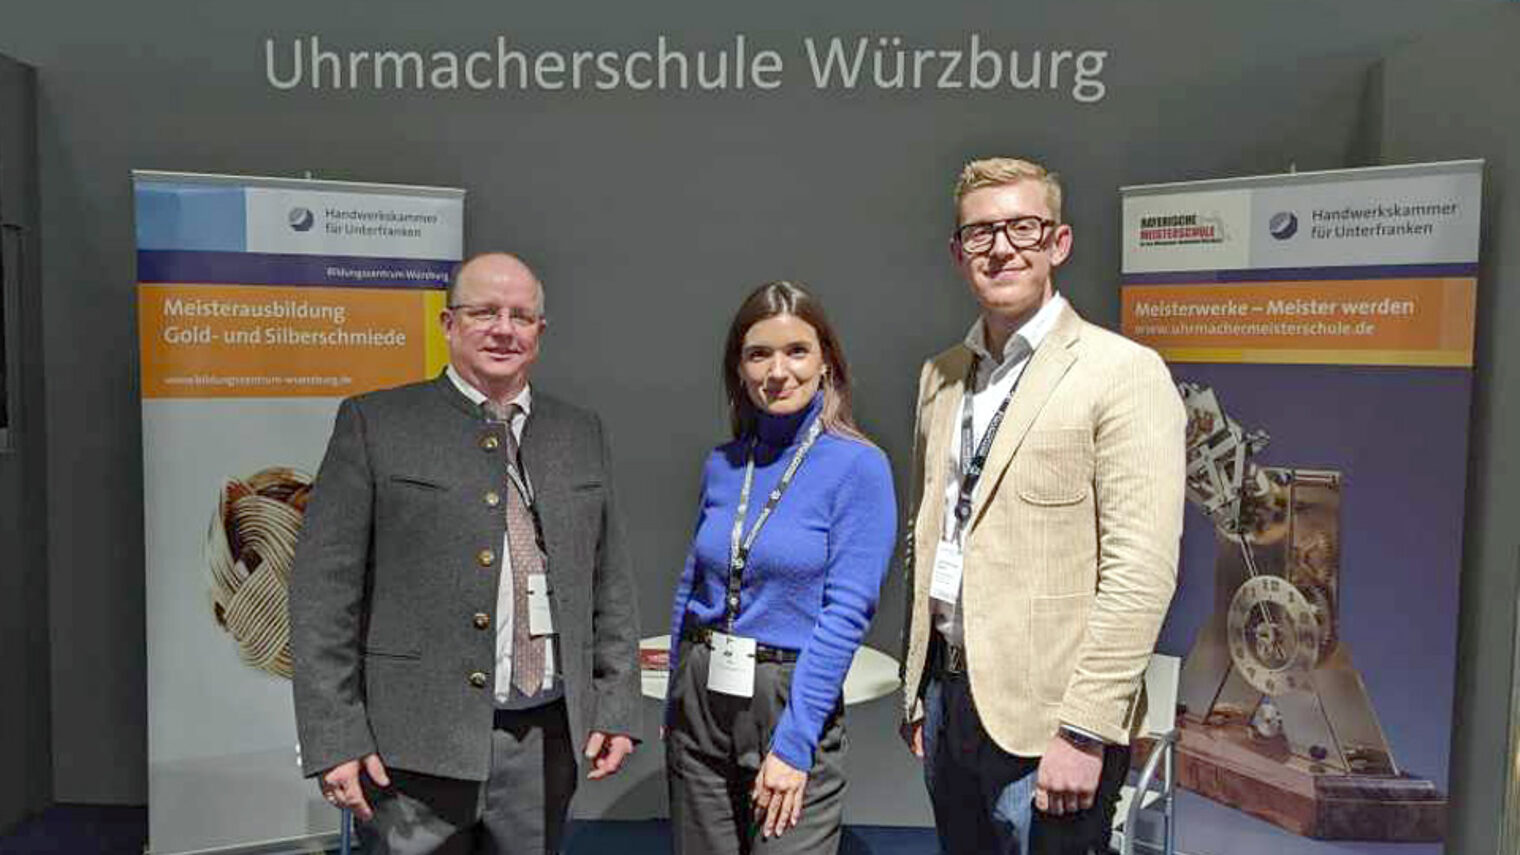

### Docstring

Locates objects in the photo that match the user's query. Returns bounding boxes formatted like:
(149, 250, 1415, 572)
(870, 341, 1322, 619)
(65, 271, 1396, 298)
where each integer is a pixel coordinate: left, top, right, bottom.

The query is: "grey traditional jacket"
(290, 374, 641, 781)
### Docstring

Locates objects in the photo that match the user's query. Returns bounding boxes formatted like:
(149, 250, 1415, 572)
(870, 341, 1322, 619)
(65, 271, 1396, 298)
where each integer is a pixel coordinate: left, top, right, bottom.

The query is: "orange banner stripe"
(1120, 278, 1474, 366)
(139, 284, 446, 399)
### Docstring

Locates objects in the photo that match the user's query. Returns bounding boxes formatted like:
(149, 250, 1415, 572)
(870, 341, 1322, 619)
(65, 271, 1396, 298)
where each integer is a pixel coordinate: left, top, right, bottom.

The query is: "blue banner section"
(138, 249, 455, 288)
(1121, 262, 1478, 285)
(135, 183, 247, 252)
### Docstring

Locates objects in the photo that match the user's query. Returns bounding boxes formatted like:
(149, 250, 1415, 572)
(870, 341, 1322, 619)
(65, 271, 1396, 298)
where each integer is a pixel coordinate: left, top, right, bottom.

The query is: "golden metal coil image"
(205, 467, 312, 679)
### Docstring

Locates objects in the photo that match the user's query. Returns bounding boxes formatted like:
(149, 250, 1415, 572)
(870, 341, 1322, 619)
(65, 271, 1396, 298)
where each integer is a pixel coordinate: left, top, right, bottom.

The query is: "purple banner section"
(137, 249, 455, 289)
(1122, 262, 1478, 286)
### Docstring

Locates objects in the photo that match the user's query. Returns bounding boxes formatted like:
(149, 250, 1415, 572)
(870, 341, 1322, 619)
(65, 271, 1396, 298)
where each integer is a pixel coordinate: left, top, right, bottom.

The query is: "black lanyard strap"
(724, 419, 824, 630)
(953, 336, 1032, 541)
(502, 441, 535, 507)
(485, 404, 547, 556)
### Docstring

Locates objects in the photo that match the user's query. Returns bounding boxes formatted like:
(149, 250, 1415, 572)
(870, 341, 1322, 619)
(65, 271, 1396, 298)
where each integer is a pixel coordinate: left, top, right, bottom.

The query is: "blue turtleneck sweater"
(667, 394, 897, 771)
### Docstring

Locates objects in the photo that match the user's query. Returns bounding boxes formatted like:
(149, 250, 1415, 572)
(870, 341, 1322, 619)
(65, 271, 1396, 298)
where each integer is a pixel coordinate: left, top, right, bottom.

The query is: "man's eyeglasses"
(954, 216, 1056, 255)
(448, 303, 542, 329)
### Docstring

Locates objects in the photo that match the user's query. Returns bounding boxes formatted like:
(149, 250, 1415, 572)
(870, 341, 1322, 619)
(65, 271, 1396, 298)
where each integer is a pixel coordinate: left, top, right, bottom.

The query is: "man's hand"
(583, 731, 635, 780)
(320, 753, 389, 822)
(899, 719, 925, 759)
(1034, 734, 1102, 816)
(751, 752, 807, 839)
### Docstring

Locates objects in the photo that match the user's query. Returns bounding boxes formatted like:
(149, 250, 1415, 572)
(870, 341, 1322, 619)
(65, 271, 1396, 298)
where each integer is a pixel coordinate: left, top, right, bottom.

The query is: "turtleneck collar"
(753, 391, 824, 448)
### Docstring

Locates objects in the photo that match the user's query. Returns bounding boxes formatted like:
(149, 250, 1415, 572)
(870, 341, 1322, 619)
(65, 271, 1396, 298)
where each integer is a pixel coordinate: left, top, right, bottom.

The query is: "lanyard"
(505, 437, 549, 557)
(952, 337, 1032, 542)
(485, 405, 546, 555)
(725, 419, 824, 630)
(505, 448, 535, 508)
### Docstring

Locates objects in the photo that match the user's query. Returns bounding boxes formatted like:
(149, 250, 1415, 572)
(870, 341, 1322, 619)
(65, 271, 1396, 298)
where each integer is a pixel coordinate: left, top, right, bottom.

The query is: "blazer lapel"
(518, 401, 560, 502)
(517, 398, 567, 568)
(919, 348, 972, 549)
(967, 305, 1081, 531)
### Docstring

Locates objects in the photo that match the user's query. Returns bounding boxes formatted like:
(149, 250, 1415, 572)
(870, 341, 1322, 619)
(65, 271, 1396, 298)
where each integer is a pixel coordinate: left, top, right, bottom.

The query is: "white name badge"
(930, 541, 965, 604)
(527, 574, 555, 636)
(706, 631, 757, 698)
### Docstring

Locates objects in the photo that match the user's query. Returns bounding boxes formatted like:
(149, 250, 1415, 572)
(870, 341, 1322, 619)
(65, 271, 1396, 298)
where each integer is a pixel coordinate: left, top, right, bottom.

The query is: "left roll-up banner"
(135, 171, 464, 855)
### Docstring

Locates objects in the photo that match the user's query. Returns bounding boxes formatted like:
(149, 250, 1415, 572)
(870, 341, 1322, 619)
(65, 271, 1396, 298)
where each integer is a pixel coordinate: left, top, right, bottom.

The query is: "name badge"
(706, 631, 757, 698)
(527, 574, 554, 636)
(930, 540, 964, 604)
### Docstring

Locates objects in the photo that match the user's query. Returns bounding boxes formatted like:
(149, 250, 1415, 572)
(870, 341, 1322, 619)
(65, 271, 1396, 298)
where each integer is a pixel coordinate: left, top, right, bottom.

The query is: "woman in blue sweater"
(665, 281, 897, 854)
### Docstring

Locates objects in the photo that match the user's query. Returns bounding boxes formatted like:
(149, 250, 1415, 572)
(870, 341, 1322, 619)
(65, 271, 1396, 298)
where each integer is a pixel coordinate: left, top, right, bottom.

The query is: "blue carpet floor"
(0, 806, 942, 854)
(0, 805, 147, 855)
(567, 820, 938, 853)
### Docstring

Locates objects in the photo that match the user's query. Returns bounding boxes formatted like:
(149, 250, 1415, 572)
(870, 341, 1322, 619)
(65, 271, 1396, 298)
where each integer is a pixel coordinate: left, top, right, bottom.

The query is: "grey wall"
(0, 51, 52, 832)
(1378, 8, 1520, 854)
(0, 0, 1513, 842)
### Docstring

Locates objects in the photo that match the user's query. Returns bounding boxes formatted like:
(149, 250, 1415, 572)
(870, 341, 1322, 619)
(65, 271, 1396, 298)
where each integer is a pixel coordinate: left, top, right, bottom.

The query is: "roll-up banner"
(1121, 160, 1480, 855)
(136, 172, 464, 855)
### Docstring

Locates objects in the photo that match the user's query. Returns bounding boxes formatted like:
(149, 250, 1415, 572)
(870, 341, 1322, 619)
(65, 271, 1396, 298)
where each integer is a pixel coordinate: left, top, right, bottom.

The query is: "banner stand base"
(148, 748, 340, 855)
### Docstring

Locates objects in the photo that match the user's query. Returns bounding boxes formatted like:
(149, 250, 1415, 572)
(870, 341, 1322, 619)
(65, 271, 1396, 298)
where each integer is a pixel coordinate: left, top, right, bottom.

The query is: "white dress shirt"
(446, 365, 562, 708)
(932, 294, 1067, 648)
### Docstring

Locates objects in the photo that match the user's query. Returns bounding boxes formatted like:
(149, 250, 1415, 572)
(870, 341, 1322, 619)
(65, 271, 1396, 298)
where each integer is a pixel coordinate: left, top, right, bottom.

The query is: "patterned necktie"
(485, 400, 547, 696)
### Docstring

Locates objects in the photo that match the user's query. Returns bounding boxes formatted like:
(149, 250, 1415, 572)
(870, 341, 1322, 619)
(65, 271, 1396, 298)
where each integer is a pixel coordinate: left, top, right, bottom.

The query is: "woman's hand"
(750, 752, 807, 838)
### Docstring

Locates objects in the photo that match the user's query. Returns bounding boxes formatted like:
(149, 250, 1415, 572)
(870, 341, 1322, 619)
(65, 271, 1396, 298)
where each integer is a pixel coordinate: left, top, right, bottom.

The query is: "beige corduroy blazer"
(899, 303, 1186, 754)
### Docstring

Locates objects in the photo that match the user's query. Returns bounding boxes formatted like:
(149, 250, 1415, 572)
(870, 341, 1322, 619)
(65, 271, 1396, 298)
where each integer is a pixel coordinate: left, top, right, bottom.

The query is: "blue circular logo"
(288, 207, 315, 232)
(1268, 211, 1298, 240)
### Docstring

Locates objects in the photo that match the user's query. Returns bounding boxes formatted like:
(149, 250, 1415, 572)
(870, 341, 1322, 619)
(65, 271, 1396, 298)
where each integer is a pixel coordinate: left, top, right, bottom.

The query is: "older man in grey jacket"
(290, 253, 641, 855)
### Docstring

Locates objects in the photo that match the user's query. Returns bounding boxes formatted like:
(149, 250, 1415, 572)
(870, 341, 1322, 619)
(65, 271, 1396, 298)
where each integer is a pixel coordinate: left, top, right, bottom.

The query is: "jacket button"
(477, 549, 496, 567)
(468, 671, 488, 688)
(473, 612, 491, 630)
(481, 435, 500, 452)
(484, 491, 501, 508)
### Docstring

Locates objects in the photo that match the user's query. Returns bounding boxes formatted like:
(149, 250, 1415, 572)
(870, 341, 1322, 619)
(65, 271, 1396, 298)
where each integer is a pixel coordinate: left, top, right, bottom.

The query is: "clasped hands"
(319, 731, 634, 821)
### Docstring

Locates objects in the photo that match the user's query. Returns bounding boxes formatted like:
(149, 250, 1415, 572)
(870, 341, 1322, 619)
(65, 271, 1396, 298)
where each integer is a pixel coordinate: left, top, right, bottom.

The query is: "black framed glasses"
(954, 216, 1056, 254)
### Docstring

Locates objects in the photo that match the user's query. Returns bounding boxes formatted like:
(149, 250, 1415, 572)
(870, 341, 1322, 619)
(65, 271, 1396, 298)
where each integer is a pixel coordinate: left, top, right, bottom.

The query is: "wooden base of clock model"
(1166, 717, 1445, 841)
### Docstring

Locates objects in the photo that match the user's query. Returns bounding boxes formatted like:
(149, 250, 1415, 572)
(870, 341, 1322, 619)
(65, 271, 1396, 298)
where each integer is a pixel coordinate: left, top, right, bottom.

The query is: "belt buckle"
(938, 638, 968, 677)
(682, 622, 713, 646)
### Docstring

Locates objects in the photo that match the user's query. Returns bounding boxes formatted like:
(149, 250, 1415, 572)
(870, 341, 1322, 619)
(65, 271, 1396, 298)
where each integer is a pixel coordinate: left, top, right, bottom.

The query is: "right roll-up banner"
(1121, 160, 1482, 855)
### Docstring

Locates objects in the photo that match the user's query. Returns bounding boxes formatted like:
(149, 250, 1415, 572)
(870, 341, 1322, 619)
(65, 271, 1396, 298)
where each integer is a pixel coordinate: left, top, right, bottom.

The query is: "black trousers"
(665, 639, 848, 855)
(925, 674, 1130, 855)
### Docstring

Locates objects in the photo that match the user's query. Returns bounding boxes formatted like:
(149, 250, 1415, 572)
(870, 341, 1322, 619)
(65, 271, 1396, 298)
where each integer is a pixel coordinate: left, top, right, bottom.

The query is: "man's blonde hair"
(953, 157, 1063, 225)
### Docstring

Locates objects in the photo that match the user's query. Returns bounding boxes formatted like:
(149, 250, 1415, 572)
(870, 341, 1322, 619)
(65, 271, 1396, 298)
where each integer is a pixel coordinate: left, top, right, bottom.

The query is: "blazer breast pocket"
(566, 480, 606, 522)
(362, 645, 421, 661)
(1014, 428, 1094, 506)
(377, 473, 449, 536)
(387, 473, 448, 492)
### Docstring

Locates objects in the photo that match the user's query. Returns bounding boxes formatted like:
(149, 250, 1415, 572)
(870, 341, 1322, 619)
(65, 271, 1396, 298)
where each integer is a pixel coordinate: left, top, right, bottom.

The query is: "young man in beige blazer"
(899, 158, 1186, 854)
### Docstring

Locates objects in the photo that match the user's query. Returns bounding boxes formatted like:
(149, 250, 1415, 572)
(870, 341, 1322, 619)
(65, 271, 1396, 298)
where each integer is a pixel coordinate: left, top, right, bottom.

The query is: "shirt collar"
(446, 364, 532, 416)
(964, 293, 1067, 365)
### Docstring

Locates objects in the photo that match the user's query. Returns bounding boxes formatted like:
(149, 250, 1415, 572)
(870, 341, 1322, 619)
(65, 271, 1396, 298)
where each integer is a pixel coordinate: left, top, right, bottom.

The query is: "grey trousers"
(358, 701, 578, 855)
(665, 639, 847, 855)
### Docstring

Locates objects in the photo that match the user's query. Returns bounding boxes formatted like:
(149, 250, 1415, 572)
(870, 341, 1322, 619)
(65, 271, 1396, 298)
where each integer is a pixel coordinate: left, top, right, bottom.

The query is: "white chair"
(1111, 653, 1180, 855)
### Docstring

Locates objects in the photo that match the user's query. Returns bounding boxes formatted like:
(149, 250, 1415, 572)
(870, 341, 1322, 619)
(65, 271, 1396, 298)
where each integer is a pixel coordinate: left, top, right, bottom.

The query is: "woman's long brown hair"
(722, 281, 869, 443)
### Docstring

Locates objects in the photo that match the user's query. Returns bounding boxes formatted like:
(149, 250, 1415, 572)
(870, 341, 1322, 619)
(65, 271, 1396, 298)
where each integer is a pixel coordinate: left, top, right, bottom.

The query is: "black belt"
(682, 622, 799, 664)
(931, 632, 968, 678)
(492, 697, 566, 731)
